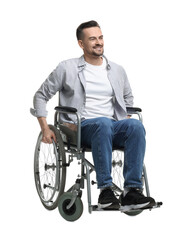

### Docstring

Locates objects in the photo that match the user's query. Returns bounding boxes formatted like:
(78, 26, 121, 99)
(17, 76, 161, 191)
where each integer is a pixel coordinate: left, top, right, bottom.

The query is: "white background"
(1, 0, 195, 239)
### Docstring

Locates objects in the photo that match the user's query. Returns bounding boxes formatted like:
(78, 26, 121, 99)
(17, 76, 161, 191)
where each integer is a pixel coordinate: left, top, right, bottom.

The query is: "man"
(31, 20, 155, 211)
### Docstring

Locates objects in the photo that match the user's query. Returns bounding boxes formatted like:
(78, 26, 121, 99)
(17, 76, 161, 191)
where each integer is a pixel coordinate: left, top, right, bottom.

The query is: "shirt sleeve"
(121, 67, 134, 108)
(30, 62, 65, 118)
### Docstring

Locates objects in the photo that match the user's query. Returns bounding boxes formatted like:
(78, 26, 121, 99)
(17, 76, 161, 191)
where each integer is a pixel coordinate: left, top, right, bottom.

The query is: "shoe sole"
(98, 202, 120, 210)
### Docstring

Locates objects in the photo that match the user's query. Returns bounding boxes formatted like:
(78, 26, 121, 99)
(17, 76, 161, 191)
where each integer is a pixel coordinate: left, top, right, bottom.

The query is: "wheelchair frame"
(34, 106, 162, 221)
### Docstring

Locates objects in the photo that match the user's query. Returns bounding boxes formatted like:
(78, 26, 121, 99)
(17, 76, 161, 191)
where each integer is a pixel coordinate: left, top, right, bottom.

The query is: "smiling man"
(78, 26, 104, 61)
(31, 20, 155, 211)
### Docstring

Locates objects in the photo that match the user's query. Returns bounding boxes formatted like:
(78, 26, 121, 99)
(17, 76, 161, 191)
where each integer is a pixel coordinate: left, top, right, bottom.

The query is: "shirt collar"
(78, 55, 111, 70)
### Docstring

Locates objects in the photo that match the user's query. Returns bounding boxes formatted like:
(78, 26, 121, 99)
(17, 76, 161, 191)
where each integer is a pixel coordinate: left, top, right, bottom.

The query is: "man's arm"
(31, 62, 65, 143)
(31, 62, 65, 118)
(38, 117, 56, 143)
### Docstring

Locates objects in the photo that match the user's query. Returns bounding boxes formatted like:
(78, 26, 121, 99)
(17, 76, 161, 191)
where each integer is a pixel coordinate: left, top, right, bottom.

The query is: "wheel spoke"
(112, 150, 124, 192)
(34, 125, 66, 210)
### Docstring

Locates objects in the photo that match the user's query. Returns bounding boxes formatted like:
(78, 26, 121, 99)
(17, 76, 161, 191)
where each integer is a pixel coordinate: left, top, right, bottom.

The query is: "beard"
(91, 45, 104, 56)
(92, 51, 104, 57)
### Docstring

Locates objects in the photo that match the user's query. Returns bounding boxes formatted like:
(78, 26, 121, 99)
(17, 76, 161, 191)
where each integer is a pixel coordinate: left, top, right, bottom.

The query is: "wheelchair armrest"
(126, 107, 142, 113)
(55, 106, 77, 113)
(126, 107, 143, 122)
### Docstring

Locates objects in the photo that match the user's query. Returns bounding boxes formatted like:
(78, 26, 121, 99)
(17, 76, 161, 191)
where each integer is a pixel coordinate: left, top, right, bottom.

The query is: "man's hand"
(42, 128, 56, 144)
(38, 117, 56, 144)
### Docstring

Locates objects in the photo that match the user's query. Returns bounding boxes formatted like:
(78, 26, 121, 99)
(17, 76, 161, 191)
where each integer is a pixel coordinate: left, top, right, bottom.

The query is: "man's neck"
(84, 55, 103, 66)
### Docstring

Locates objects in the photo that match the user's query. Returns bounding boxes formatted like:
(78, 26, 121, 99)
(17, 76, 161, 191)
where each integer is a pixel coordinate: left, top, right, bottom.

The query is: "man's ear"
(78, 40, 84, 50)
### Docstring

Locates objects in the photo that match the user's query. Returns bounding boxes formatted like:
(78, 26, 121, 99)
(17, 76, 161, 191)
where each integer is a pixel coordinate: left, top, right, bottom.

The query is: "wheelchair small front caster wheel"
(123, 209, 143, 216)
(58, 192, 83, 222)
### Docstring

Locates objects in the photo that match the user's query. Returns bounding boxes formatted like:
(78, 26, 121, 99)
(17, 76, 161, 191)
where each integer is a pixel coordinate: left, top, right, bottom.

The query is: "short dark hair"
(76, 20, 100, 40)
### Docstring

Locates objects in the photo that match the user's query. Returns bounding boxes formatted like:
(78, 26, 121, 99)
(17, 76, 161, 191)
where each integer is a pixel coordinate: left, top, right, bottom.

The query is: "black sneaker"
(98, 188, 120, 210)
(120, 188, 155, 212)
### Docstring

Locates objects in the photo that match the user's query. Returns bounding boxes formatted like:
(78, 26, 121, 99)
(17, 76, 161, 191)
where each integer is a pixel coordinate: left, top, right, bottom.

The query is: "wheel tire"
(124, 210, 143, 216)
(58, 192, 83, 222)
(34, 125, 66, 210)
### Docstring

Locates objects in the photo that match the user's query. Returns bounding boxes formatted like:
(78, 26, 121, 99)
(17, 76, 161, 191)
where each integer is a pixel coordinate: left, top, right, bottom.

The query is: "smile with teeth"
(95, 48, 102, 52)
(94, 46, 103, 50)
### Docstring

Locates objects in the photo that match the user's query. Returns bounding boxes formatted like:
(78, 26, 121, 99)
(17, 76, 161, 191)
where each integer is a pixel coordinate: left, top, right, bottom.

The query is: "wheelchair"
(34, 106, 162, 221)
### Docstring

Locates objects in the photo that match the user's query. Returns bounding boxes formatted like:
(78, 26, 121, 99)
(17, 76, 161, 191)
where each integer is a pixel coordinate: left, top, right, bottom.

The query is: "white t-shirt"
(81, 58, 114, 119)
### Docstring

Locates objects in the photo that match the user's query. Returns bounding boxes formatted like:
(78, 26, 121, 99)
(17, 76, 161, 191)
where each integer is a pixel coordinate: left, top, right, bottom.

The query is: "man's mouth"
(93, 45, 103, 50)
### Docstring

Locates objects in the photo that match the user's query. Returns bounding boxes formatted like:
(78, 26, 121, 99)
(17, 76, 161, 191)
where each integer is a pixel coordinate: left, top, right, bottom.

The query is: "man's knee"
(126, 119, 145, 137)
(94, 117, 114, 134)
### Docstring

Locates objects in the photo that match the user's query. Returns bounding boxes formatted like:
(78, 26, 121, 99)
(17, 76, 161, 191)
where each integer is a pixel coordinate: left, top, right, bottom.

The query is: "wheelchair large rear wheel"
(34, 125, 66, 210)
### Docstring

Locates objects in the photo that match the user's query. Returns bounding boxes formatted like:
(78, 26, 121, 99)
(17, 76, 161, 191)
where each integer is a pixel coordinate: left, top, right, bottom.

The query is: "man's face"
(78, 27, 104, 57)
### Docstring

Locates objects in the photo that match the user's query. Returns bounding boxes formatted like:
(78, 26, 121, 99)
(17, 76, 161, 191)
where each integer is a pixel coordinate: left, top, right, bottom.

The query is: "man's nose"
(95, 39, 102, 45)
(95, 38, 100, 44)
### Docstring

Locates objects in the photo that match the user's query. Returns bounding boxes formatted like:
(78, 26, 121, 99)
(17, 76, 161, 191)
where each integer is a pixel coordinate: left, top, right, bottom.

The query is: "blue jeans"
(81, 117, 146, 189)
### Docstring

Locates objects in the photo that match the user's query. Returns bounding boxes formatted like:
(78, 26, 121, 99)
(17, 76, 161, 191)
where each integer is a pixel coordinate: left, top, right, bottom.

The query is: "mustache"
(93, 44, 103, 48)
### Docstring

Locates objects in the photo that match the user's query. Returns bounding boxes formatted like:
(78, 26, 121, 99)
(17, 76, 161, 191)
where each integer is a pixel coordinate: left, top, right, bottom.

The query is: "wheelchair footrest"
(92, 205, 119, 211)
(120, 201, 163, 213)
(150, 201, 163, 209)
(155, 201, 163, 207)
(91, 202, 162, 212)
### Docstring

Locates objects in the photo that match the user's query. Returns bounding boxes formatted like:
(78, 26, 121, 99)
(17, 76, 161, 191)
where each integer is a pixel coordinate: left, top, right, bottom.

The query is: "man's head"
(76, 20, 104, 58)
